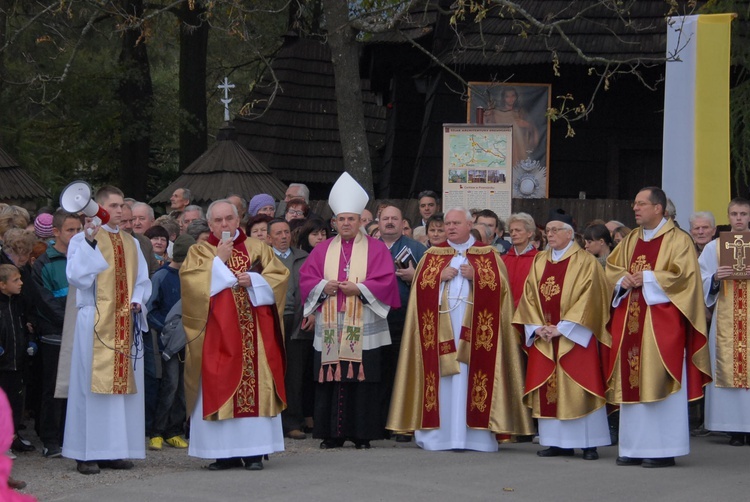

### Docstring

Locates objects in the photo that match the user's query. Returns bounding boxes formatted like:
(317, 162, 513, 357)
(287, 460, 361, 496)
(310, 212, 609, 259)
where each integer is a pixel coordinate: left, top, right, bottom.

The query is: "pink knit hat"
(34, 213, 54, 239)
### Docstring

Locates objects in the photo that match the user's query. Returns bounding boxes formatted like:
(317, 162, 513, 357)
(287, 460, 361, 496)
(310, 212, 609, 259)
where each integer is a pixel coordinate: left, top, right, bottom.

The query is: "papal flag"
(662, 14, 733, 228)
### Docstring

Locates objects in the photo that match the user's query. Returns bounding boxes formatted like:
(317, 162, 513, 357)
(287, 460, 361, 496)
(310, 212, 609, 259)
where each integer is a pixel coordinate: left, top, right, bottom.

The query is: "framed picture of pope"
(467, 82, 551, 198)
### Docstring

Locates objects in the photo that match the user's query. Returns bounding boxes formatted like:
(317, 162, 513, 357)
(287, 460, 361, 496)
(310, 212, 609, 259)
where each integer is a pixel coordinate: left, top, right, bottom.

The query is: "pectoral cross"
(725, 235, 750, 272)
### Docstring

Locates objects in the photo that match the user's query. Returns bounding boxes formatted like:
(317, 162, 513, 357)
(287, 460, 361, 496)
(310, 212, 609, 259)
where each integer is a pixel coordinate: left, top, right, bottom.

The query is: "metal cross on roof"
(218, 77, 236, 121)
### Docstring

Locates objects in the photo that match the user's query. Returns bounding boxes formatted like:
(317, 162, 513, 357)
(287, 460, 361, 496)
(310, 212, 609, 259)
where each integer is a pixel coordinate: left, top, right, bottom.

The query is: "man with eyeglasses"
(514, 213, 611, 460)
(388, 207, 533, 451)
(606, 186, 710, 468)
(275, 183, 311, 219)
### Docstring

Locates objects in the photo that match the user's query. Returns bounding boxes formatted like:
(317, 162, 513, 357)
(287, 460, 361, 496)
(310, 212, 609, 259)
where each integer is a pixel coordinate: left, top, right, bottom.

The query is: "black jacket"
(0, 293, 28, 372)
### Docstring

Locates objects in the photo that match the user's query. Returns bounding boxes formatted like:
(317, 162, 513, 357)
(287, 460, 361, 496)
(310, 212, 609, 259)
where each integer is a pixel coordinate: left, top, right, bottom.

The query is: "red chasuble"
(524, 259, 606, 418)
(202, 231, 286, 418)
(413, 244, 510, 429)
(607, 236, 706, 402)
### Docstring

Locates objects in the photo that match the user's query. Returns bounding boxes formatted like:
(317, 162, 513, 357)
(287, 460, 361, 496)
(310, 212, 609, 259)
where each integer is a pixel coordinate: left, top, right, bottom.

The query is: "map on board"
(442, 125, 513, 221)
(447, 132, 509, 170)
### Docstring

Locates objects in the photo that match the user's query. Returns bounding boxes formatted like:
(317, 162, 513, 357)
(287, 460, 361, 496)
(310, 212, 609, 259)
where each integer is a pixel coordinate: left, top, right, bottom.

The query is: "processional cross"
(725, 235, 750, 272)
(218, 77, 235, 121)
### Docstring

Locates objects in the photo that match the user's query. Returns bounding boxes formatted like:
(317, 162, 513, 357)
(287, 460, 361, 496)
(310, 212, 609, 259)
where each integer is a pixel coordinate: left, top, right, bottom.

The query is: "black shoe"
(582, 448, 599, 460)
(243, 456, 263, 471)
(729, 434, 745, 446)
(616, 456, 642, 466)
(394, 434, 412, 443)
(354, 439, 371, 450)
(98, 459, 134, 470)
(319, 438, 345, 449)
(690, 425, 711, 437)
(642, 457, 676, 468)
(536, 446, 574, 457)
(42, 445, 62, 458)
(11, 437, 35, 452)
(207, 457, 243, 471)
(76, 461, 100, 475)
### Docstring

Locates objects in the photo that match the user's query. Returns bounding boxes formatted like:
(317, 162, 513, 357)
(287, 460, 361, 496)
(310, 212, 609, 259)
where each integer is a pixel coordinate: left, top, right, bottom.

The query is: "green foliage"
(0, 0, 289, 202)
(0, 9, 123, 198)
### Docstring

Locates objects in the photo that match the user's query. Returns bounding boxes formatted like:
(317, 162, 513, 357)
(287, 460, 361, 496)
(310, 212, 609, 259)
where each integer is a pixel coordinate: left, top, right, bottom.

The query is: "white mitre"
(329, 172, 369, 216)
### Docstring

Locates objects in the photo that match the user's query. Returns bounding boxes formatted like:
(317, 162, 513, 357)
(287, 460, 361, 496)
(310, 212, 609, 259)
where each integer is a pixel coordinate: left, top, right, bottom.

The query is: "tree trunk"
(178, 1, 209, 171)
(322, 0, 374, 196)
(117, 0, 152, 200)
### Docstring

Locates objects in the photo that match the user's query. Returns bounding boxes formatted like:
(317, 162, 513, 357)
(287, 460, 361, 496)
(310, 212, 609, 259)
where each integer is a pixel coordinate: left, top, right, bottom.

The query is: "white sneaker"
(6, 449, 17, 460)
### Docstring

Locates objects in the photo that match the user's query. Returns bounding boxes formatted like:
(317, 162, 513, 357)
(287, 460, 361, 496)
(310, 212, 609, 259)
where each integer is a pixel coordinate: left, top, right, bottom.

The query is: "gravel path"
(9, 423, 338, 501)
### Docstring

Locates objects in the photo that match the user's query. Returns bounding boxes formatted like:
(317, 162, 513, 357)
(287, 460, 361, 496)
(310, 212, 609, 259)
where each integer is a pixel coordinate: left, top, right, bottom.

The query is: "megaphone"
(60, 181, 110, 232)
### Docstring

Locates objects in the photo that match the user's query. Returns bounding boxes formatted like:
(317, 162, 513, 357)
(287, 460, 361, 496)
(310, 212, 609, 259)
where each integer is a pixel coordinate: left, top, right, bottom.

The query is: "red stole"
(414, 252, 453, 428)
(109, 231, 132, 394)
(202, 231, 286, 418)
(464, 252, 503, 428)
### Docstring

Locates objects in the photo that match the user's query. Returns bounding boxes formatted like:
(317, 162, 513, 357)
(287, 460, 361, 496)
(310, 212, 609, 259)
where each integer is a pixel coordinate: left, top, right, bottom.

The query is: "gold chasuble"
(387, 244, 533, 436)
(606, 219, 711, 404)
(513, 244, 611, 420)
(181, 232, 289, 420)
(91, 230, 139, 394)
(714, 243, 750, 388)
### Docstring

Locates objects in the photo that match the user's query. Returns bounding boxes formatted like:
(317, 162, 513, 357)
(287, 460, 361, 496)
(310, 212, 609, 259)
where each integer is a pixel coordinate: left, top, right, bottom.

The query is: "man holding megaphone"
(61, 185, 151, 475)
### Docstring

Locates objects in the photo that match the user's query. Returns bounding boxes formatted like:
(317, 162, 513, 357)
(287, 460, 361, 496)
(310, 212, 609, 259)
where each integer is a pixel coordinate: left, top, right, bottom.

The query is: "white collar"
(642, 218, 667, 242)
(448, 235, 476, 253)
(550, 241, 574, 262)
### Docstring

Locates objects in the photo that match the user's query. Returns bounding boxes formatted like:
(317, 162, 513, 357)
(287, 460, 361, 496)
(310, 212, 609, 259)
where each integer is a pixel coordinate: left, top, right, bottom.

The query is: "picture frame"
(467, 82, 551, 198)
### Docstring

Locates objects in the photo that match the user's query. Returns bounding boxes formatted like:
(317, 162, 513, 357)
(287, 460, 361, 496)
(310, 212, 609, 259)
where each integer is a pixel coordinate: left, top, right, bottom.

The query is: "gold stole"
(715, 243, 750, 388)
(91, 230, 138, 394)
(320, 233, 368, 381)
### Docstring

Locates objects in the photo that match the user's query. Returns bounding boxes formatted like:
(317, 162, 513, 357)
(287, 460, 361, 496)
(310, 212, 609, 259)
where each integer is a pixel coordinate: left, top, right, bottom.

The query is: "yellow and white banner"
(662, 14, 733, 228)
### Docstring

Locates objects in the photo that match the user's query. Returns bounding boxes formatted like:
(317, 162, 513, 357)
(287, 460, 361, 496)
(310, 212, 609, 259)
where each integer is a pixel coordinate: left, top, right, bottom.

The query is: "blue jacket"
(146, 264, 181, 333)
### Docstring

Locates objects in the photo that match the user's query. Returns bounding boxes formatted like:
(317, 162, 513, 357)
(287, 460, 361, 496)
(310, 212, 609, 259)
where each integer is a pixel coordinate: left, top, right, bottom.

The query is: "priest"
(387, 208, 533, 451)
(606, 186, 711, 468)
(698, 197, 750, 445)
(299, 173, 400, 450)
(180, 199, 289, 471)
(64, 186, 151, 475)
(514, 214, 611, 460)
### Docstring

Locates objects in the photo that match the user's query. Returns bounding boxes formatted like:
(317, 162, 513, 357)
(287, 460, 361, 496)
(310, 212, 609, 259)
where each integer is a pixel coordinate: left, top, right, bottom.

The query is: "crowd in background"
(0, 183, 734, 491)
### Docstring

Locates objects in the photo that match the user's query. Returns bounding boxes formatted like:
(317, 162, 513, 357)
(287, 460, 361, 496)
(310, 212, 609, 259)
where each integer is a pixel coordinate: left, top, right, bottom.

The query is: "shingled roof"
(233, 34, 386, 187)
(369, 0, 699, 66)
(0, 146, 50, 202)
(150, 124, 287, 206)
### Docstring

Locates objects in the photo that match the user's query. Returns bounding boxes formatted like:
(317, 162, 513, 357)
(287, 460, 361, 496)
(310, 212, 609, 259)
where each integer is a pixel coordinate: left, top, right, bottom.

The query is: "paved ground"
(9, 431, 750, 502)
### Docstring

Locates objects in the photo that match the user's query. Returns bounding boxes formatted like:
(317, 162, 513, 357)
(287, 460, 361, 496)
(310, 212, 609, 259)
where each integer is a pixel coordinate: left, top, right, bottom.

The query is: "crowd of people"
(0, 178, 748, 495)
